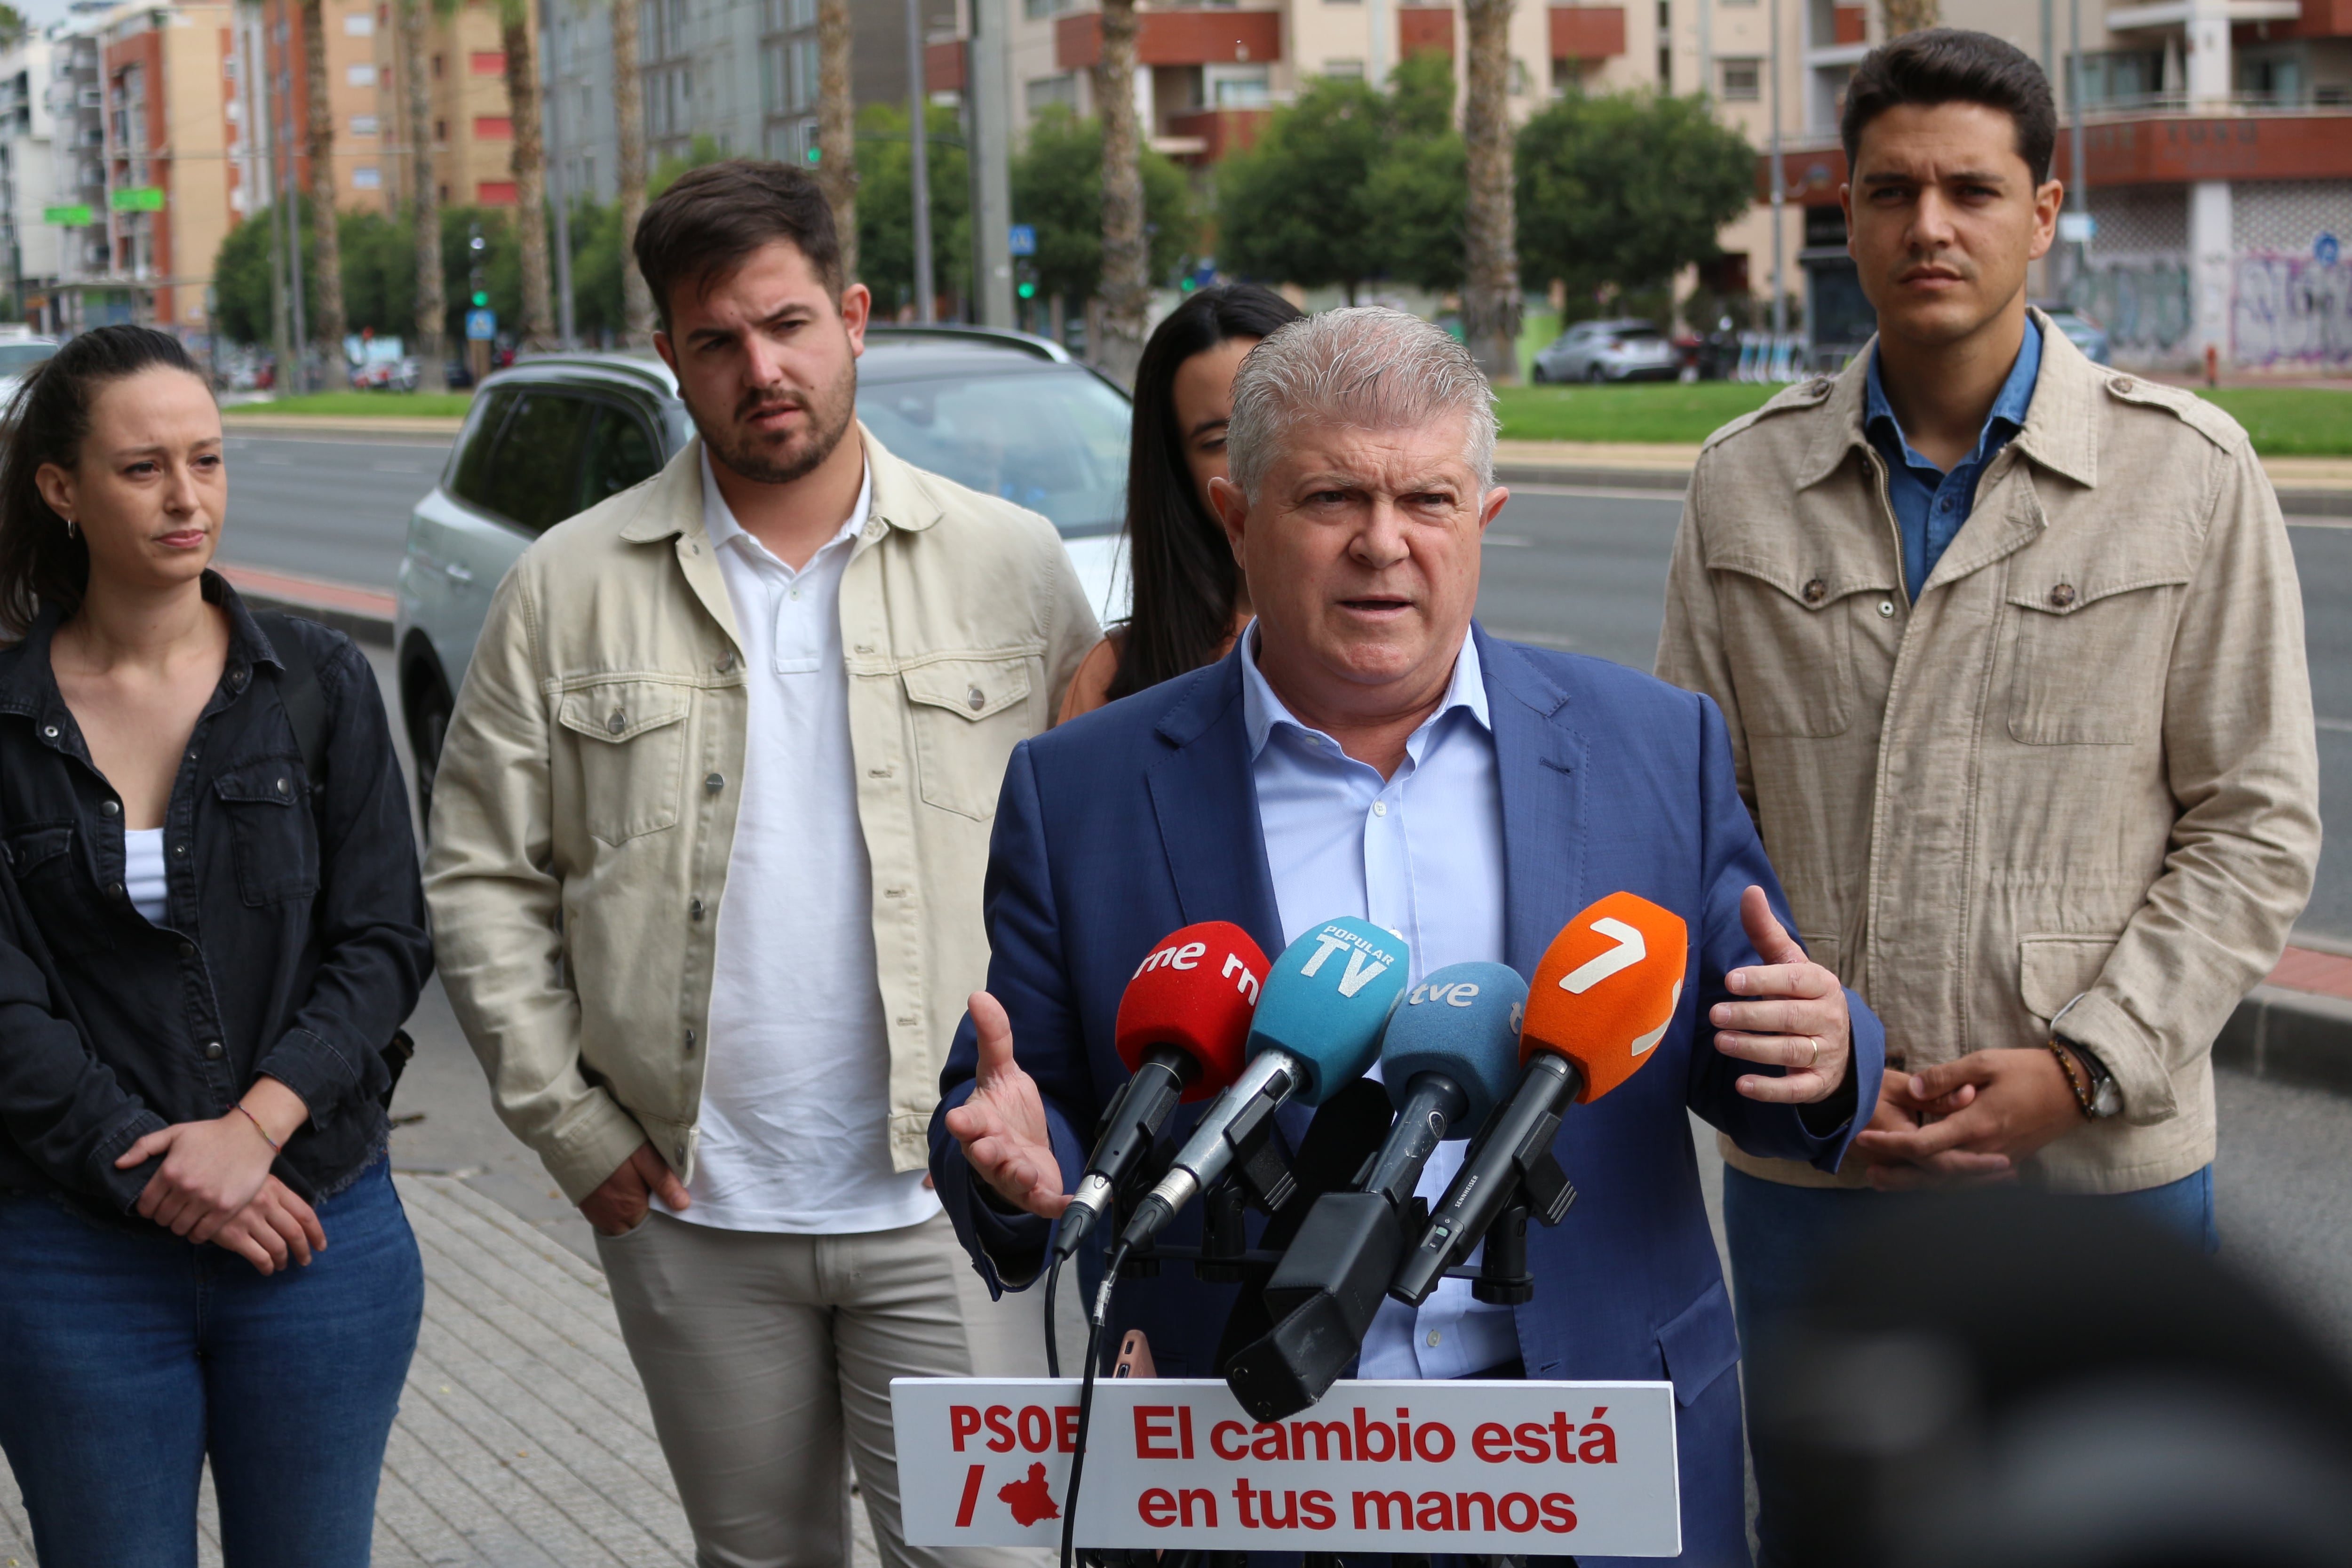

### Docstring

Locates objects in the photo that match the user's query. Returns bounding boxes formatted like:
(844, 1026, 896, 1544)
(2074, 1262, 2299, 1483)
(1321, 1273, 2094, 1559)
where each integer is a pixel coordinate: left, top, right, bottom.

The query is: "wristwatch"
(2057, 1033, 2123, 1119)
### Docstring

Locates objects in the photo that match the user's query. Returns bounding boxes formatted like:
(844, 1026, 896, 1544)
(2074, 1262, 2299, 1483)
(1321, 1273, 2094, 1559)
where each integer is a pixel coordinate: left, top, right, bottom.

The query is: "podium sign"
(891, 1378, 1680, 1556)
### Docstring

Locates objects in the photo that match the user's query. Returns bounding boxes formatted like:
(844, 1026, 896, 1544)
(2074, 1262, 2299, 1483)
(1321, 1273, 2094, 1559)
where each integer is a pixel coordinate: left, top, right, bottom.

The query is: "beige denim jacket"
(1658, 316, 2320, 1194)
(423, 427, 1099, 1202)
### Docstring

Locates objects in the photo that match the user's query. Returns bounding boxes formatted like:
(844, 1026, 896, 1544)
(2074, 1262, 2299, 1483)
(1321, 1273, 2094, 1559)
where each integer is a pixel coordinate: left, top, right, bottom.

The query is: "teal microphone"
(1116, 918, 1409, 1254)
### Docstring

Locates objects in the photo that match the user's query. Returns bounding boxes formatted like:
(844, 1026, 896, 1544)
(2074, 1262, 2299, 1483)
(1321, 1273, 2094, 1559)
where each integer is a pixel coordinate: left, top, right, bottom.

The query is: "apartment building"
(375, 0, 538, 213)
(0, 32, 63, 325)
(250, 0, 392, 211)
(90, 0, 235, 333)
(540, 0, 955, 206)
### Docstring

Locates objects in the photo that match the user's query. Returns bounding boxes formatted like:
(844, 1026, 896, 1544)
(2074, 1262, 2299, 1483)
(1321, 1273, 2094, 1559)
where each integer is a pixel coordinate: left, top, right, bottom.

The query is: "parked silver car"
(1530, 318, 1679, 383)
(393, 326, 1134, 817)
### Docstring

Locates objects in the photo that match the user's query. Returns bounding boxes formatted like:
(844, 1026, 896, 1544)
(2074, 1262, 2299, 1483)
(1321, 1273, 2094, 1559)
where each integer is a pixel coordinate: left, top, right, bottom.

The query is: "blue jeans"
(0, 1158, 424, 1568)
(1725, 1162, 2216, 1566)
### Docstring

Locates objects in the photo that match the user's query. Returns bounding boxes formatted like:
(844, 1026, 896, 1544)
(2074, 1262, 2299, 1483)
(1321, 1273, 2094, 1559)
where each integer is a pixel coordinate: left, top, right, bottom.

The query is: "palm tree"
(613, 0, 651, 342)
(300, 0, 345, 375)
(1094, 0, 1147, 381)
(816, 0, 855, 276)
(1461, 0, 1521, 384)
(498, 0, 555, 349)
(397, 0, 447, 391)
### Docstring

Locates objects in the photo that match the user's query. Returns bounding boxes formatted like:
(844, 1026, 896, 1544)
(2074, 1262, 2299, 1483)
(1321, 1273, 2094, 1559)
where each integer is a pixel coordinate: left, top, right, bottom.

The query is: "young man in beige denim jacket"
(1656, 31, 2319, 1563)
(424, 163, 1096, 1568)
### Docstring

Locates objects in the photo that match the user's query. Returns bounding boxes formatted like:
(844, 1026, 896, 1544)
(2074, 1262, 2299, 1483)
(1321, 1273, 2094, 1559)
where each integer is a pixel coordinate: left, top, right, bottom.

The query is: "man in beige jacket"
(424, 162, 1097, 1568)
(1656, 31, 2319, 1562)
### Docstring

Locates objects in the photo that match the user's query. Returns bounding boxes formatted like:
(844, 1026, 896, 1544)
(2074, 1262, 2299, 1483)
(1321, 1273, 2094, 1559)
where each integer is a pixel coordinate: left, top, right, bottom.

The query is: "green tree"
(338, 208, 416, 338)
(564, 194, 629, 342)
(1215, 55, 1456, 302)
(858, 102, 971, 317)
(1514, 90, 1755, 302)
(1010, 103, 1192, 308)
(649, 133, 727, 199)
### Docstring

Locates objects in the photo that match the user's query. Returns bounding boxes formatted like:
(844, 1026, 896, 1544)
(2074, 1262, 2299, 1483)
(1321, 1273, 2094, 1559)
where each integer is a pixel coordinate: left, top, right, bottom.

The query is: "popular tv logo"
(1296, 924, 1400, 999)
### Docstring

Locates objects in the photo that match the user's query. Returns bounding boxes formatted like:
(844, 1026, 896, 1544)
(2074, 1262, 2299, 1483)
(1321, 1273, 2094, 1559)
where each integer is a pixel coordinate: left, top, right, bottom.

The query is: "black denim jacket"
(0, 575, 432, 1212)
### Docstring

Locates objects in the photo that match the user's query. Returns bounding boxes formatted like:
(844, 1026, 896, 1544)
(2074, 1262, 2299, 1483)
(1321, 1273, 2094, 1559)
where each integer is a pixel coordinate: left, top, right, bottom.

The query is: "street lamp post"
(906, 0, 934, 322)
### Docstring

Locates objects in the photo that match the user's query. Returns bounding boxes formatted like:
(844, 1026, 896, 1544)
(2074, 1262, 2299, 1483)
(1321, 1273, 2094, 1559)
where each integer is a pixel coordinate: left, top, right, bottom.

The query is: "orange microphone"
(1388, 892, 1688, 1307)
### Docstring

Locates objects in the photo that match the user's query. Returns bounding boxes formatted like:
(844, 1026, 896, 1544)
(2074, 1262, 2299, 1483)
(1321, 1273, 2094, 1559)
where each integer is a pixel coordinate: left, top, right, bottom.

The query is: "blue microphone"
(1116, 918, 1408, 1253)
(1224, 963, 1529, 1419)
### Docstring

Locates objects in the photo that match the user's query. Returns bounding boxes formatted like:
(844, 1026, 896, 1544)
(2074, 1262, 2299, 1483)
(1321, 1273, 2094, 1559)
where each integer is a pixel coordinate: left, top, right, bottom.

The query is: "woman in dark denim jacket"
(0, 326, 434, 1566)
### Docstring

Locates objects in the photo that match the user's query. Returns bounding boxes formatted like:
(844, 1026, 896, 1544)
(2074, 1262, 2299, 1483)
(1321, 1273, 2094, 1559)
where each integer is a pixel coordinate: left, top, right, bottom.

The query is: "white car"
(392, 329, 1134, 817)
(1530, 319, 1679, 384)
(0, 335, 59, 406)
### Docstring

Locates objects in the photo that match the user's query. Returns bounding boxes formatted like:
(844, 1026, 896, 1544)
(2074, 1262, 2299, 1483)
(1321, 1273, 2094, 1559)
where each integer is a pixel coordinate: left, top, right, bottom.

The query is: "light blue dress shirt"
(1865, 317, 2042, 602)
(1239, 624, 1522, 1380)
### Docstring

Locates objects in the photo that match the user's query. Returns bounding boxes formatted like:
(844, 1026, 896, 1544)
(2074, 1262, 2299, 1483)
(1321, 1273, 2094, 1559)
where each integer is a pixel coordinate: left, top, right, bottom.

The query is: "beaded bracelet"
(233, 1102, 283, 1152)
(2046, 1038, 2095, 1121)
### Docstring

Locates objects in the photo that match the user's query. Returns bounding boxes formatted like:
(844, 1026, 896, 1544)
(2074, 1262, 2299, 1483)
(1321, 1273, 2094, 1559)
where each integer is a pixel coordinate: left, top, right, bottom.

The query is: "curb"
(216, 564, 397, 648)
(2216, 984, 2352, 1097)
(222, 414, 466, 441)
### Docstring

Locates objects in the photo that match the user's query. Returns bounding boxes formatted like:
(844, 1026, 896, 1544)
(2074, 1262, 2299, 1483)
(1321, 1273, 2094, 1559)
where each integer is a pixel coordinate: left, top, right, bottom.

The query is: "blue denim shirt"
(1866, 318, 2042, 602)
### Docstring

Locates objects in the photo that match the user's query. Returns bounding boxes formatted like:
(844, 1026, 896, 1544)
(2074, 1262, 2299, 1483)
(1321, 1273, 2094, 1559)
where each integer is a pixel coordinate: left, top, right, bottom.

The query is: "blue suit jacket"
(929, 627, 1885, 1565)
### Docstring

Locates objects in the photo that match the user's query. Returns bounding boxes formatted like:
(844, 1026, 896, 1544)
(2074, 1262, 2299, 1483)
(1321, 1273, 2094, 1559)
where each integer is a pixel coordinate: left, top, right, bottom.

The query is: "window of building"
(789, 37, 818, 111)
(351, 113, 378, 135)
(1721, 57, 1761, 99)
(478, 178, 517, 205)
(345, 62, 376, 87)
(475, 114, 512, 138)
(470, 51, 505, 75)
(343, 11, 373, 35)
(1024, 73, 1075, 114)
(1207, 64, 1269, 106)
(430, 53, 443, 78)
(1023, 0, 1072, 17)
(434, 117, 446, 140)
(788, 0, 813, 25)
(352, 165, 381, 188)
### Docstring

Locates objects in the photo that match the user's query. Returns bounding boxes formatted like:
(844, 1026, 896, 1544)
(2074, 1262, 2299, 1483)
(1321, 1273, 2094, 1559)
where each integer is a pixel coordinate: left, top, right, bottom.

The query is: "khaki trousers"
(597, 1208, 1044, 1568)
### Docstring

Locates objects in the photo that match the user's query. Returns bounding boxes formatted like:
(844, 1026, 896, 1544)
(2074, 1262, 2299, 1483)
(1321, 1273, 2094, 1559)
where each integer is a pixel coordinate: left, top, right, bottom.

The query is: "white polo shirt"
(652, 449, 940, 1235)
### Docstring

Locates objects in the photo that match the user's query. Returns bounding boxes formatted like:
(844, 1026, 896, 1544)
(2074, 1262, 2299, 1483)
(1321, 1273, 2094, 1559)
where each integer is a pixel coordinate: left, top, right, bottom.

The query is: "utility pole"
(275, 5, 309, 392)
(2066, 0, 2089, 294)
(249, 5, 294, 384)
(905, 0, 933, 321)
(1768, 0, 1786, 341)
(543, 0, 575, 346)
(1699, 0, 1712, 104)
(968, 0, 1012, 325)
(1368, 0, 1388, 86)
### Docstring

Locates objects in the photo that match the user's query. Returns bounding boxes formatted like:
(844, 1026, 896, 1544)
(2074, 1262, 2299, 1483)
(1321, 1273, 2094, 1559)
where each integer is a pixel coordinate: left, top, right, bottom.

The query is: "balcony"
(1549, 5, 1628, 59)
(1759, 101, 2352, 199)
(1055, 9, 1282, 72)
(1163, 105, 1273, 164)
(1400, 7, 1456, 56)
(926, 38, 964, 93)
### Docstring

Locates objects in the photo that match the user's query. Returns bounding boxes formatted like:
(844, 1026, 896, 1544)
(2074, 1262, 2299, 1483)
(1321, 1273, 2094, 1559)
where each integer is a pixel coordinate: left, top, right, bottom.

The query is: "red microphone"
(1058, 923, 1266, 1259)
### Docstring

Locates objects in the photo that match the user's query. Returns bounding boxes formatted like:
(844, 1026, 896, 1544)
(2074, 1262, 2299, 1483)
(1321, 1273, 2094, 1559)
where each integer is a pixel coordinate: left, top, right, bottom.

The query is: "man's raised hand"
(943, 991, 1071, 1218)
(1711, 886, 1853, 1104)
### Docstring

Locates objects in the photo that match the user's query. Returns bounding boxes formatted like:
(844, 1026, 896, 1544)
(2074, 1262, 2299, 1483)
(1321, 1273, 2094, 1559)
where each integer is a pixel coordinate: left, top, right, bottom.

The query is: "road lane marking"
(2320, 717, 2352, 733)
(1483, 534, 1534, 548)
(2286, 516, 2352, 530)
(1505, 483, 1689, 502)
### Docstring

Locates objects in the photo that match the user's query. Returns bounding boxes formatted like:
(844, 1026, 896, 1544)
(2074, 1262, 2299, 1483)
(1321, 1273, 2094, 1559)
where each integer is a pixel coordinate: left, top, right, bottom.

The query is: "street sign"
(2319, 232, 2341, 266)
(109, 187, 164, 212)
(42, 205, 92, 227)
(465, 308, 497, 341)
(893, 1378, 1681, 1555)
(1008, 223, 1037, 257)
(2058, 212, 2096, 244)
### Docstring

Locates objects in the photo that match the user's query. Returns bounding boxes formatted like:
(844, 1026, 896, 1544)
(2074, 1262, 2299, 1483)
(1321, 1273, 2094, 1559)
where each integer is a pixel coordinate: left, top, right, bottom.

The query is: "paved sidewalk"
(0, 1175, 884, 1568)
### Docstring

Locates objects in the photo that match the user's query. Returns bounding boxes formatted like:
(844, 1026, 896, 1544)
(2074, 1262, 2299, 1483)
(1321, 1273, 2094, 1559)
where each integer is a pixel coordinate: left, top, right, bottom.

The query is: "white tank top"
(124, 827, 167, 924)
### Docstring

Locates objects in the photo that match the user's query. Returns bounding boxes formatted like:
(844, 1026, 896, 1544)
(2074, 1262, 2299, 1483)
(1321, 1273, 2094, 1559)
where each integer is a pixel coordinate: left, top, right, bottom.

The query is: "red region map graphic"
(998, 1463, 1061, 1526)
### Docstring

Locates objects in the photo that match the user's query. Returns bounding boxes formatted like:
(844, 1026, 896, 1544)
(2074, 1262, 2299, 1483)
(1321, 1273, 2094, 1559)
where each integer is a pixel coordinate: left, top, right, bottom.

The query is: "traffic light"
(1017, 281, 1036, 300)
(472, 291, 489, 307)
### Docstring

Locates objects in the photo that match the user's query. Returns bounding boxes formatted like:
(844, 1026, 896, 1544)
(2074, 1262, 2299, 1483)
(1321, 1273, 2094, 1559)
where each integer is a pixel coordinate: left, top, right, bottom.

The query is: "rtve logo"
(1133, 939, 1263, 1003)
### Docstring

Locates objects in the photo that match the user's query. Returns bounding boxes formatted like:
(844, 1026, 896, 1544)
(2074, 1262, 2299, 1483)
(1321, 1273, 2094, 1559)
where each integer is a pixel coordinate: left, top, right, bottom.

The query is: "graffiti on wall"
(2066, 258, 2194, 356)
(2232, 254, 2352, 367)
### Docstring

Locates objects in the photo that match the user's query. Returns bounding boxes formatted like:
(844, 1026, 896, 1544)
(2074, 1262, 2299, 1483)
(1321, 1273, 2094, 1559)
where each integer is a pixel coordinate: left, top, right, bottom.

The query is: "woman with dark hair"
(0, 326, 432, 1566)
(1059, 282, 1303, 720)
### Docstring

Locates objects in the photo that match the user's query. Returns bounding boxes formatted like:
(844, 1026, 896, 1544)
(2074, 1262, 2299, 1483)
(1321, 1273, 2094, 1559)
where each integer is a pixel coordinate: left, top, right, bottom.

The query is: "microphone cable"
(1042, 1248, 1062, 1379)
(1058, 1239, 1128, 1568)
